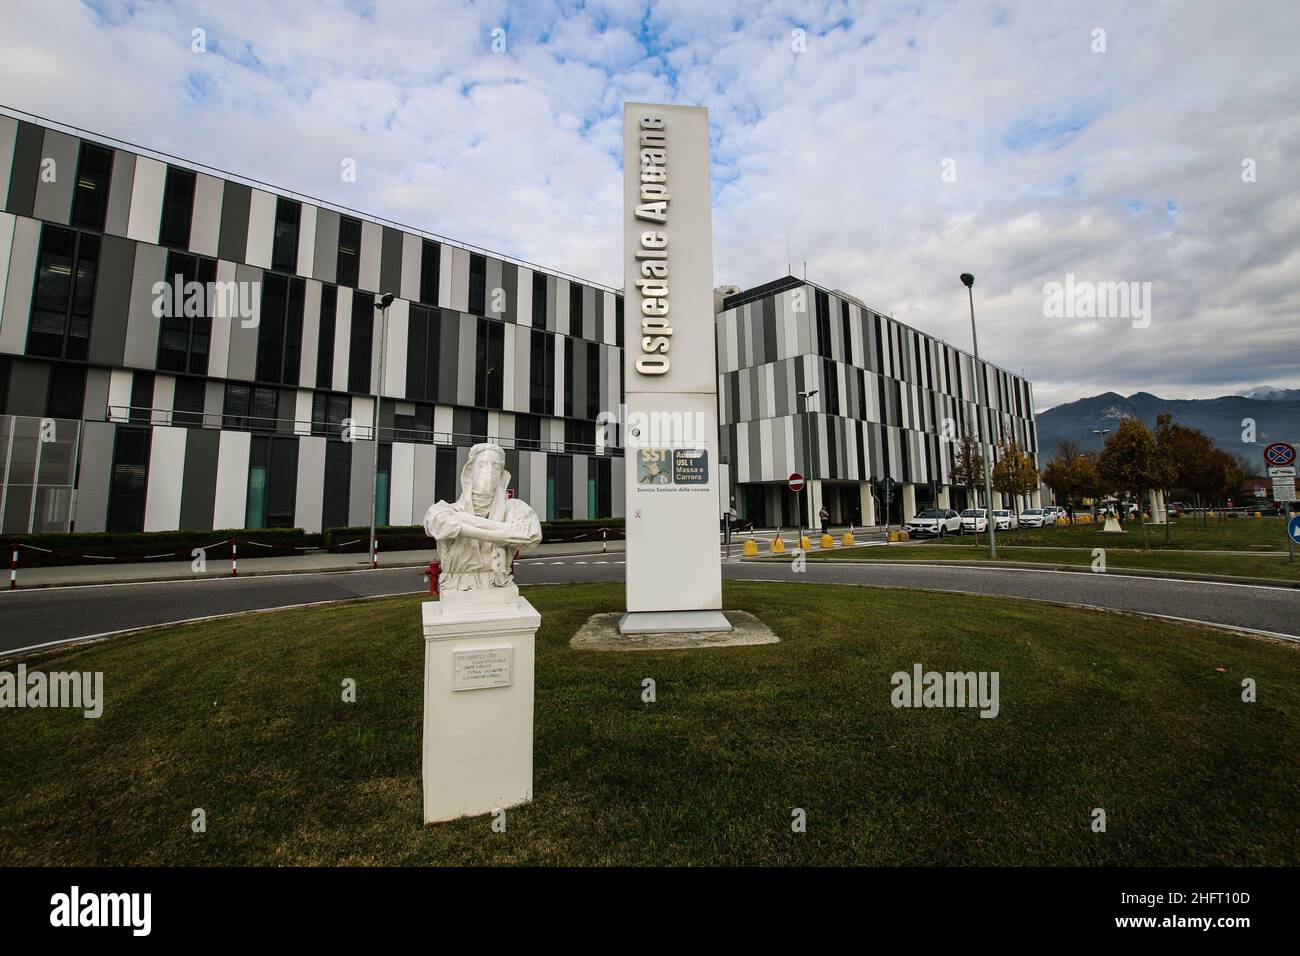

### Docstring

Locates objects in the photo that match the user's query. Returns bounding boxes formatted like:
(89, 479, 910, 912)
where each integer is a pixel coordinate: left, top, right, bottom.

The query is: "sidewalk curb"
(3, 548, 627, 590)
(739, 555, 1300, 589)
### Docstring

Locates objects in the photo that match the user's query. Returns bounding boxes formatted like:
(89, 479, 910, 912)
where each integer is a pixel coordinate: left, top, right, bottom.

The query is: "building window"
(469, 253, 486, 315)
(173, 377, 205, 426)
(129, 371, 154, 424)
(222, 383, 279, 431)
(106, 427, 150, 533)
(420, 239, 441, 305)
(246, 435, 298, 529)
(271, 197, 301, 272)
(158, 166, 197, 249)
(474, 318, 503, 408)
(70, 143, 113, 231)
(28, 226, 97, 361)
(563, 338, 574, 417)
(337, 215, 362, 289)
(614, 296, 624, 347)
(564, 419, 595, 452)
(546, 454, 572, 520)
(515, 413, 541, 451)
(529, 328, 553, 415)
(532, 272, 546, 326)
(255, 272, 305, 386)
(406, 304, 441, 402)
(469, 409, 488, 443)
(586, 343, 600, 420)
(316, 284, 337, 389)
(570, 284, 583, 338)
(311, 392, 351, 438)
(157, 251, 215, 374)
(347, 291, 374, 393)
(45, 363, 86, 419)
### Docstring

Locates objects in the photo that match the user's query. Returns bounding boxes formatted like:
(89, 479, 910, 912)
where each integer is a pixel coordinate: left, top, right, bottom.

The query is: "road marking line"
(727, 576, 1300, 643)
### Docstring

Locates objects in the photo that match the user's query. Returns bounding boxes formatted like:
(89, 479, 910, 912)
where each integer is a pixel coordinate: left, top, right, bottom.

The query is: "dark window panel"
(45, 363, 86, 419)
(532, 272, 546, 326)
(570, 283, 583, 338)
(468, 253, 486, 315)
(419, 239, 441, 305)
(158, 166, 197, 248)
(271, 197, 301, 272)
(337, 216, 361, 289)
(347, 291, 373, 393)
(106, 426, 150, 532)
(70, 143, 113, 231)
(317, 284, 338, 390)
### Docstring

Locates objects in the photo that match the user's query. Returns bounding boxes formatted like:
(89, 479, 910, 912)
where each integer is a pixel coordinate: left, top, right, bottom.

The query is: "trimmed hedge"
(4, 516, 629, 567)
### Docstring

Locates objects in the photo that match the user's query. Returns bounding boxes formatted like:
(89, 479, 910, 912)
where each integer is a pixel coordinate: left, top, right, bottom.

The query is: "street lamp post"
(798, 388, 818, 547)
(369, 292, 394, 568)
(961, 274, 997, 558)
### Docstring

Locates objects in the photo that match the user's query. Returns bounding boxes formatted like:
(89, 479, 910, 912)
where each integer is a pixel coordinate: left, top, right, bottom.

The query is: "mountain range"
(1034, 391, 1300, 466)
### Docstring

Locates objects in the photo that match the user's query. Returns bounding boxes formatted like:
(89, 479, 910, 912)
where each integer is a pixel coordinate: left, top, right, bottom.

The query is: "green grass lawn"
(955, 517, 1293, 552)
(806, 542, 1300, 581)
(2, 582, 1297, 866)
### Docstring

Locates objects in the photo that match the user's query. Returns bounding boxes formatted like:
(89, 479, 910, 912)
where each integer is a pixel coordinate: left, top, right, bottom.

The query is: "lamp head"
(376, 292, 395, 310)
(960, 273, 975, 288)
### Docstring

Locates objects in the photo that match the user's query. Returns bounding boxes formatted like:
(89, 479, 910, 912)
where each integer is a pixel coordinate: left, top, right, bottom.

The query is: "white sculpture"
(422, 442, 543, 594)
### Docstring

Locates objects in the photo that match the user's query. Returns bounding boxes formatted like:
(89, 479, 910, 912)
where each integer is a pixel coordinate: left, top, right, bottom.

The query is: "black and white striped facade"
(0, 110, 625, 535)
(716, 277, 1041, 527)
(0, 110, 1040, 537)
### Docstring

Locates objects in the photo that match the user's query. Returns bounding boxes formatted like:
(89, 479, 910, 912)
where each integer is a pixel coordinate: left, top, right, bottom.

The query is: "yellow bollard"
(820, 533, 834, 549)
(799, 535, 812, 551)
(1254, 511, 1262, 518)
(742, 539, 759, 557)
(770, 537, 786, 554)
(841, 531, 855, 546)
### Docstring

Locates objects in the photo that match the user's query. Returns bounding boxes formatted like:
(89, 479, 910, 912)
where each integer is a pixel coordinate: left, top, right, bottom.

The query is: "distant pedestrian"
(819, 506, 830, 535)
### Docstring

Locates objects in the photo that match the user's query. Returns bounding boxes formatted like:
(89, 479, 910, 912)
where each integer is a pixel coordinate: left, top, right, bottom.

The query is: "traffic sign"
(788, 473, 805, 493)
(1268, 466, 1296, 477)
(1264, 442, 1296, 467)
(1274, 476, 1296, 502)
(1288, 514, 1300, 546)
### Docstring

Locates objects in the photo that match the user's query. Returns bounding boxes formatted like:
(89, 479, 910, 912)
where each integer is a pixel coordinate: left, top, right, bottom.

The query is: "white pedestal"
(421, 593, 540, 823)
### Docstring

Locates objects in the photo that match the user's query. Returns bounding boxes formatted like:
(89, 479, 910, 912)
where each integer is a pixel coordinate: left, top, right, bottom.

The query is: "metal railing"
(104, 406, 621, 456)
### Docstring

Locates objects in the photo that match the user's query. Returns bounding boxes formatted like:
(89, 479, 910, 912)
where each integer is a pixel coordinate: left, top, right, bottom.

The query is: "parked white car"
(904, 508, 962, 537)
(1041, 506, 1065, 525)
(1018, 508, 1048, 527)
(991, 509, 1016, 530)
(960, 508, 988, 533)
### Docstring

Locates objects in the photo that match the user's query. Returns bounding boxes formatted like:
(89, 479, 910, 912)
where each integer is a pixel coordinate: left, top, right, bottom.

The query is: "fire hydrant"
(426, 560, 440, 596)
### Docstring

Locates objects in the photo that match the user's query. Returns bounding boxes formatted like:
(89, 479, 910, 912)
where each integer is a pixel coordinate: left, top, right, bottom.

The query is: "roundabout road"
(2, 554, 1297, 658)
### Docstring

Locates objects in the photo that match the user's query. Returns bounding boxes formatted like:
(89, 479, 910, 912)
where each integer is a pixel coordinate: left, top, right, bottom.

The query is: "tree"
(1154, 414, 1212, 537)
(952, 411, 985, 507)
(1097, 418, 1164, 548)
(1042, 439, 1100, 524)
(991, 437, 1040, 511)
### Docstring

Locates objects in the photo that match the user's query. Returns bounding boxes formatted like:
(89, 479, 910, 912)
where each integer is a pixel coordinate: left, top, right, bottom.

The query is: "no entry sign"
(788, 473, 805, 493)
(1265, 442, 1296, 467)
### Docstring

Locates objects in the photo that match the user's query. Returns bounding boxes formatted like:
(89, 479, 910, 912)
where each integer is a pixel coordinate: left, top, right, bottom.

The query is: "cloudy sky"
(2, 0, 1297, 409)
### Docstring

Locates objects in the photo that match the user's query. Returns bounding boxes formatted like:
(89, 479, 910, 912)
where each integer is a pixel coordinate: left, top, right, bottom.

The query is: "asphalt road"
(2, 553, 1298, 658)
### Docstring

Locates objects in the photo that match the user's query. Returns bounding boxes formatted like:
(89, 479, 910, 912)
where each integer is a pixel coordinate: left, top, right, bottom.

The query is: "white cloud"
(1, 0, 1297, 406)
